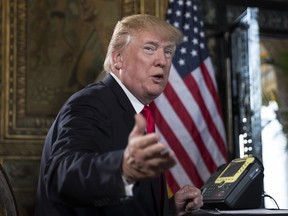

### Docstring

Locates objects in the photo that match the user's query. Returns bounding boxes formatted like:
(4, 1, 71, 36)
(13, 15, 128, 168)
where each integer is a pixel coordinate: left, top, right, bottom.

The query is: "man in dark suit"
(34, 14, 203, 216)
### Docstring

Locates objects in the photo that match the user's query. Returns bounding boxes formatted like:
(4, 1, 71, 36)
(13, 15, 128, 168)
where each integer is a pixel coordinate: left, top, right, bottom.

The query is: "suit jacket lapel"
(101, 74, 136, 132)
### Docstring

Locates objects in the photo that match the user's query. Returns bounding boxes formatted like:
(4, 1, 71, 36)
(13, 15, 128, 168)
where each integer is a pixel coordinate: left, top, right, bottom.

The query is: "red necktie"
(141, 105, 155, 133)
(141, 105, 164, 214)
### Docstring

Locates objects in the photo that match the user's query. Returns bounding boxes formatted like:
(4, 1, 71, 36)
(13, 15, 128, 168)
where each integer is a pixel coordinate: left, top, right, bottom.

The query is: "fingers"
(173, 185, 203, 214)
(122, 114, 176, 183)
(143, 152, 176, 171)
(129, 114, 146, 138)
(129, 114, 160, 149)
(141, 141, 171, 159)
(182, 186, 203, 211)
(123, 140, 176, 181)
(185, 196, 203, 212)
(129, 114, 163, 150)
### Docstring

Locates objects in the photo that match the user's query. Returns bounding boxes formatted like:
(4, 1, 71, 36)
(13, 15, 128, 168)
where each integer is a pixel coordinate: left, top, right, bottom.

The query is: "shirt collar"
(110, 72, 144, 114)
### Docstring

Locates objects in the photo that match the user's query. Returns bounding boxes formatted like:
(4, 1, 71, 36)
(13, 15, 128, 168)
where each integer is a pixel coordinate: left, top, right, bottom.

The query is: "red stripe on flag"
(163, 82, 217, 173)
(150, 103, 204, 188)
(166, 171, 180, 193)
(184, 74, 227, 159)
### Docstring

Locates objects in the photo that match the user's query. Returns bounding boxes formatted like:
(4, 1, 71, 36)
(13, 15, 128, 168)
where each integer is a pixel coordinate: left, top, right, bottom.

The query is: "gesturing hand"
(122, 114, 176, 183)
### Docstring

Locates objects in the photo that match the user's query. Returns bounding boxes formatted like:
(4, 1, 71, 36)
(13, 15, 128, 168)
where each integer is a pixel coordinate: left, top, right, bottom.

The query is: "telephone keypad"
(203, 183, 232, 199)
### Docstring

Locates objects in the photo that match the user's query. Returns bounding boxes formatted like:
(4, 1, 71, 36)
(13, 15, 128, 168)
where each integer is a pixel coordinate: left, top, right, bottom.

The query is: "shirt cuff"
(122, 175, 134, 196)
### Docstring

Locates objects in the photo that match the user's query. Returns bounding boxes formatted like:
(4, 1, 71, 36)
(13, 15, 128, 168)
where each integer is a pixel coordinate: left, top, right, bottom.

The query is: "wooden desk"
(187, 208, 288, 215)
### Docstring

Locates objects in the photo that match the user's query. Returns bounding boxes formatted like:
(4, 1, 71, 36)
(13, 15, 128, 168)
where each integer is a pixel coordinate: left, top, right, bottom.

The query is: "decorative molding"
(2, 0, 50, 136)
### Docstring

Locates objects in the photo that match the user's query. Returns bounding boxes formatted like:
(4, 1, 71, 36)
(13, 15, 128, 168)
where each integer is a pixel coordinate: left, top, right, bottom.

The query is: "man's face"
(115, 30, 175, 104)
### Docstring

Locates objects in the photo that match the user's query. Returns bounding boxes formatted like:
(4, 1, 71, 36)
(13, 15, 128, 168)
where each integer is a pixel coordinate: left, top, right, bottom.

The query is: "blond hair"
(103, 14, 182, 72)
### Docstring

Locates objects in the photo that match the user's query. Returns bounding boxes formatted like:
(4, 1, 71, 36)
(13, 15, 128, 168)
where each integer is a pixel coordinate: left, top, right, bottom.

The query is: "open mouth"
(153, 74, 164, 79)
(152, 74, 164, 85)
(152, 74, 164, 83)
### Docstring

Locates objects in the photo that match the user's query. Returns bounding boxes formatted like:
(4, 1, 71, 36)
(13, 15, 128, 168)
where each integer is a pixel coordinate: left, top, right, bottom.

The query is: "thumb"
(129, 114, 146, 139)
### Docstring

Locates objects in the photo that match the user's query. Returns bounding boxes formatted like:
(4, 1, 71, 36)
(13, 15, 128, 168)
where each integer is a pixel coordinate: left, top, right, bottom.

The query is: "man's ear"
(112, 51, 123, 70)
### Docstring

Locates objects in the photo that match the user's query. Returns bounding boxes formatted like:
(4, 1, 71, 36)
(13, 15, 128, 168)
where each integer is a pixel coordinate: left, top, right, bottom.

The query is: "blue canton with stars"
(166, 0, 209, 78)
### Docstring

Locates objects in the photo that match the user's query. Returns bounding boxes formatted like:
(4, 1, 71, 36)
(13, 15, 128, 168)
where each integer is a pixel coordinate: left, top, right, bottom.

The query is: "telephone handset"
(201, 156, 264, 210)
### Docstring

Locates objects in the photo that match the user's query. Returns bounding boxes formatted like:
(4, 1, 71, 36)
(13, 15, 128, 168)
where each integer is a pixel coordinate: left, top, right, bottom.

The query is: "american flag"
(151, 0, 228, 193)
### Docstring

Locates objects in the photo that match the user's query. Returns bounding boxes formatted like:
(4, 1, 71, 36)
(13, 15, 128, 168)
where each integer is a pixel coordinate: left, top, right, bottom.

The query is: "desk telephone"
(201, 156, 264, 210)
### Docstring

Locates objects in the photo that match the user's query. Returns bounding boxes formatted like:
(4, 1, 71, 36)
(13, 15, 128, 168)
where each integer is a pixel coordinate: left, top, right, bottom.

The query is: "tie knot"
(141, 105, 155, 133)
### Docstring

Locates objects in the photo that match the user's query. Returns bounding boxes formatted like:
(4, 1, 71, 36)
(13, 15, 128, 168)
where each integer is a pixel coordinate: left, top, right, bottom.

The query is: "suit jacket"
(34, 74, 170, 216)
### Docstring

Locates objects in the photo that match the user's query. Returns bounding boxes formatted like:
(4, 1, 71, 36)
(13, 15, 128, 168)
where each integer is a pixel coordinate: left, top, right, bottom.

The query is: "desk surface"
(188, 208, 288, 215)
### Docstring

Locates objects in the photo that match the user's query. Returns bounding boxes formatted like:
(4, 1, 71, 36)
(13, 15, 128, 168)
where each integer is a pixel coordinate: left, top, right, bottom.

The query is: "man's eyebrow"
(144, 41, 174, 49)
(144, 41, 159, 47)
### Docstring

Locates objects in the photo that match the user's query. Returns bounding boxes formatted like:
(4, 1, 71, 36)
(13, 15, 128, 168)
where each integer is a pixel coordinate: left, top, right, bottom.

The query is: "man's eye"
(144, 46, 155, 54)
(165, 50, 173, 57)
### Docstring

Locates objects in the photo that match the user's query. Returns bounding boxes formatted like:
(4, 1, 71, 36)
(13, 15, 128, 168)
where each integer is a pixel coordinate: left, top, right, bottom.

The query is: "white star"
(191, 49, 198, 57)
(180, 47, 187, 54)
(192, 37, 198, 45)
(200, 43, 205, 49)
(178, 0, 184, 6)
(200, 31, 205, 38)
(178, 58, 185, 66)
(194, 16, 198, 22)
(176, 10, 181, 16)
(183, 35, 188, 42)
(184, 23, 190, 30)
(173, 21, 180, 28)
(185, 12, 191, 19)
(194, 27, 199, 34)
(167, 9, 172, 15)
(186, 0, 192, 7)
(193, 5, 198, 11)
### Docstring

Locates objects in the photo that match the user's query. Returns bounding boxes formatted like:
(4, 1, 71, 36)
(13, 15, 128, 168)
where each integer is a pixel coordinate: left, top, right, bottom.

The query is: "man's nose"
(154, 50, 167, 68)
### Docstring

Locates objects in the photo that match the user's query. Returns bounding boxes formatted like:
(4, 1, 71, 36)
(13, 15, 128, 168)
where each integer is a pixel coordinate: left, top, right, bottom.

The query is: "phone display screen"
(219, 161, 245, 178)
